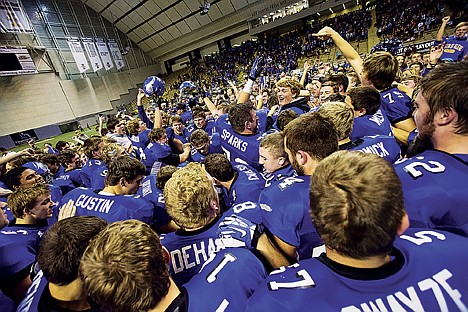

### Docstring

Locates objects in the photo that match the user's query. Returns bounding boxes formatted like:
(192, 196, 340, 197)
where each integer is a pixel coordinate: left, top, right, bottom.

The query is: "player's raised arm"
(238, 56, 265, 104)
(436, 16, 450, 42)
(314, 27, 363, 81)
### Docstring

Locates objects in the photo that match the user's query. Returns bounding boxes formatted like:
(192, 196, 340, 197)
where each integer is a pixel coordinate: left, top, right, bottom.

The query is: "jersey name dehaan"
(170, 237, 224, 274)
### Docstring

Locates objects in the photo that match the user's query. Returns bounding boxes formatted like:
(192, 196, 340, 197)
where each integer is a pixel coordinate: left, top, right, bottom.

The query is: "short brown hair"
(203, 153, 235, 182)
(39, 216, 107, 285)
(148, 128, 166, 142)
(283, 113, 338, 163)
(156, 165, 178, 190)
(80, 220, 170, 312)
(310, 151, 405, 259)
(7, 183, 50, 218)
(125, 119, 140, 136)
(276, 109, 298, 131)
(260, 132, 287, 160)
(347, 86, 381, 115)
(164, 163, 217, 229)
(104, 156, 145, 186)
(363, 52, 399, 90)
(419, 62, 468, 135)
(190, 129, 209, 147)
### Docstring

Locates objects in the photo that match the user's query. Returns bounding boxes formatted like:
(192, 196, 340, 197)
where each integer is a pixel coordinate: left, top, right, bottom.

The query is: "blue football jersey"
(394, 150, 468, 236)
(16, 270, 47, 312)
(380, 88, 413, 124)
(138, 105, 154, 129)
(189, 133, 224, 163)
(216, 114, 266, 170)
(89, 165, 107, 191)
(221, 163, 265, 209)
(80, 159, 104, 188)
(185, 248, 267, 312)
(160, 215, 227, 286)
(350, 108, 393, 140)
(53, 168, 83, 195)
(59, 188, 154, 224)
(259, 176, 322, 260)
(187, 120, 218, 137)
(141, 142, 172, 175)
(52, 165, 66, 181)
(247, 228, 468, 311)
(262, 164, 297, 188)
(138, 175, 172, 228)
(348, 135, 401, 163)
(166, 126, 191, 144)
(0, 223, 47, 286)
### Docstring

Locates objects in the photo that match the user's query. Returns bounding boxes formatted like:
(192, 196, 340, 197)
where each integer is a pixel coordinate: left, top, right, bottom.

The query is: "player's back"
(246, 228, 468, 311)
(80, 159, 103, 188)
(259, 176, 321, 260)
(185, 248, 267, 312)
(89, 164, 107, 191)
(216, 114, 265, 170)
(61, 187, 153, 224)
(138, 175, 172, 229)
(348, 135, 401, 163)
(350, 107, 393, 140)
(380, 88, 413, 125)
(394, 150, 468, 236)
(160, 215, 226, 286)
(222, 163, 265, 208)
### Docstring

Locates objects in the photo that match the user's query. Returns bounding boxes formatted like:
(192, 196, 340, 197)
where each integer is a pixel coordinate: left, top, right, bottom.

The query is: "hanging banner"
(67, 38, 89, 73)
(0, 47, 37, 76)
(96, 38, 114, 70)
(82, 38, 102, 72)
(0, 0, 33, 33)
(108, 38, 125, 70)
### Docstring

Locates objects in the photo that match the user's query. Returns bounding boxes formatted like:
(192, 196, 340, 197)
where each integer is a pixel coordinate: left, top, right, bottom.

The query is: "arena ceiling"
(81, 0, 259, 54)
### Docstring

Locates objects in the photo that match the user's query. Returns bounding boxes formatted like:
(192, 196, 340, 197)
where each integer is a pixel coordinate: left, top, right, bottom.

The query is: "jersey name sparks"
(221, 129, 248, 152)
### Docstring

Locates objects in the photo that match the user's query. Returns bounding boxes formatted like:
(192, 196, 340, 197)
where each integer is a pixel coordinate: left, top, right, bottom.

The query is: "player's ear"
(297, 150, 307, 166)
(278, 157, 285, 166)
(209, 198, 219, 211)
(436, 107, 456, 126)
(397, 213, 410, 236)
(120, 178, 126, 187)
(359, 108, 366, 116)
(162, 246, 170, 264)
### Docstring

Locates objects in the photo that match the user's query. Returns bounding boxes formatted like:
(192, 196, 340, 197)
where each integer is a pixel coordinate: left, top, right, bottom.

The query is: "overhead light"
(343, 3, 346, 9)
(329, 8, 333, 13)
(270, 12, 274, 15)
(316, 12, 320, 16)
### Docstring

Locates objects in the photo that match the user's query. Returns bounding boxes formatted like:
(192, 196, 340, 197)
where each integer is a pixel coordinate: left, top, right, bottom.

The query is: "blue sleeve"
(138, 105, 154, 129)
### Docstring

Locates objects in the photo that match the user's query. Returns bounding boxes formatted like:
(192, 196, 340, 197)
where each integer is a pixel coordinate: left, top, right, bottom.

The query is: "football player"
(16, 216, 106, 312)
(318, 102, 401, 163)
(394, 62, 468, 236)
(80, 220, 267, 312)
(59, 156, 153, 224)
(247, 151, 468, 311)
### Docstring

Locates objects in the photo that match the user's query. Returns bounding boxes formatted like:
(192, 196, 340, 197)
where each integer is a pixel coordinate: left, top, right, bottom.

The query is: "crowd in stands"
(1, 2, 467, 311)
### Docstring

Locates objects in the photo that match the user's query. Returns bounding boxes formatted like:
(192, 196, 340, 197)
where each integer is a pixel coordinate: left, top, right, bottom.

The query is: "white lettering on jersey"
(341, 269, 467, 312)
(75, 194, 114, 214)
(17, 270, 43, 312)
(359, 141, 389, 157)
(235, 164, 260, 181)
(141, 179, 153, 197)
(221, 129, 248, 152)
(368, 109, 385, 126)
(170, 238, 225, 274)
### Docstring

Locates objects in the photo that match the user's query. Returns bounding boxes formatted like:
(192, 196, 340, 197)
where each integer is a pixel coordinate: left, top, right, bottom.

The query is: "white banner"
(67, 38, 89, 73)
(0, 0, 33, 33)
(96, 38, 114, 71)
(82, 38, 102, 72)
(108, 39, 125, 70)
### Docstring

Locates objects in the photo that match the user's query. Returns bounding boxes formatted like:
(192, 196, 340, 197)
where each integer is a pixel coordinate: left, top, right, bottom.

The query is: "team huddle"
(1, 20, 468, 312)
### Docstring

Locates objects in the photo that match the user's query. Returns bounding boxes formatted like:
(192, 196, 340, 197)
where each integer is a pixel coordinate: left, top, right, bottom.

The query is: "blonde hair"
(318, 102, 354, 140)
(7, 183, 50, 218)
(164, 163, 217, 229)
(276, 77, 302, 97)
(260, 132, 287, 159)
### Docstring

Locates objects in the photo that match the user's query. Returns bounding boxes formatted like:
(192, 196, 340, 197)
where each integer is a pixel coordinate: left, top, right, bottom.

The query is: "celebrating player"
(247, 151, 468, 311)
